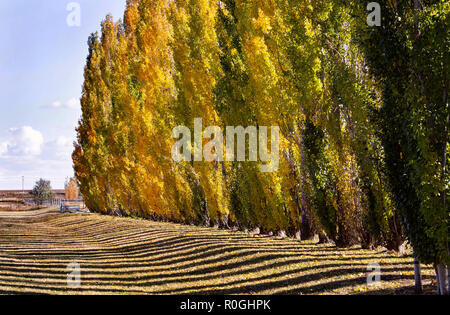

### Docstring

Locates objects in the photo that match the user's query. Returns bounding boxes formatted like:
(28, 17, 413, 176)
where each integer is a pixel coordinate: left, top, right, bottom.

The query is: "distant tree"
(31, 179, 54, 207)
(65, 178, 79, 200)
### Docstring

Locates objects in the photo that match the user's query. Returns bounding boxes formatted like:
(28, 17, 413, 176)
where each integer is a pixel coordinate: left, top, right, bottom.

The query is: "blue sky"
(0, 0, 126, 189)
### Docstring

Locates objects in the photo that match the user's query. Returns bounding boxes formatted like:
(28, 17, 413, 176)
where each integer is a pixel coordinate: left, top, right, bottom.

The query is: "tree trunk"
(435, 265, 440, 295)
(318, 231, 328, 244)
(413, 257, 423, 294)
(448, 265, 450, 294)
(436, 263, 448, 295)
(300, 210, 315, 240)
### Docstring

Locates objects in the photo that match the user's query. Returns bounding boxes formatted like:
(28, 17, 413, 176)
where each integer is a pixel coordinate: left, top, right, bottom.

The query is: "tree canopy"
(73, 0, 449, 283)
(31, 179, 54, 206)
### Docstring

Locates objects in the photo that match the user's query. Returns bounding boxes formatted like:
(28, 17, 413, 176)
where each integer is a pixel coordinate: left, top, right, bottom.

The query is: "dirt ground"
(0, 202, 37, 212)
(0, 208, 437, 295)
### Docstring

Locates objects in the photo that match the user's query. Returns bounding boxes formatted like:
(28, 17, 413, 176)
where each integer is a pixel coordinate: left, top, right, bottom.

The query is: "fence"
(24, 199, 85, 208)
(60, 200, 88, 214)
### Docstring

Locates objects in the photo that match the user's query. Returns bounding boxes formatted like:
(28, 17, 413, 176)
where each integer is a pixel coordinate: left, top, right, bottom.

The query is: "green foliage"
(31, 179, 54, 206)
(354, 0, 449, 263)
(73, 0, 447, 255)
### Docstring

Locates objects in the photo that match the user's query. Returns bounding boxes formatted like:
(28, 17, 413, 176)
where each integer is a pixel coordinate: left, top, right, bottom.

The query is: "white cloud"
(49, 98, 80, 110)
(0, 126, 44, 157)
(0, 142, 7, 156)
(43, 136, 74, 160)
(0, 157, 74, 190)
(66, 98, 79, 109)
(51, 101, 62, 108)
(0, 129, 75, 190)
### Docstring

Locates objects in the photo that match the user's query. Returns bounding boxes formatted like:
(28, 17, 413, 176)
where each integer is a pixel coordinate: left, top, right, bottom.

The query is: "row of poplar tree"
(73, 0, 449, 289)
